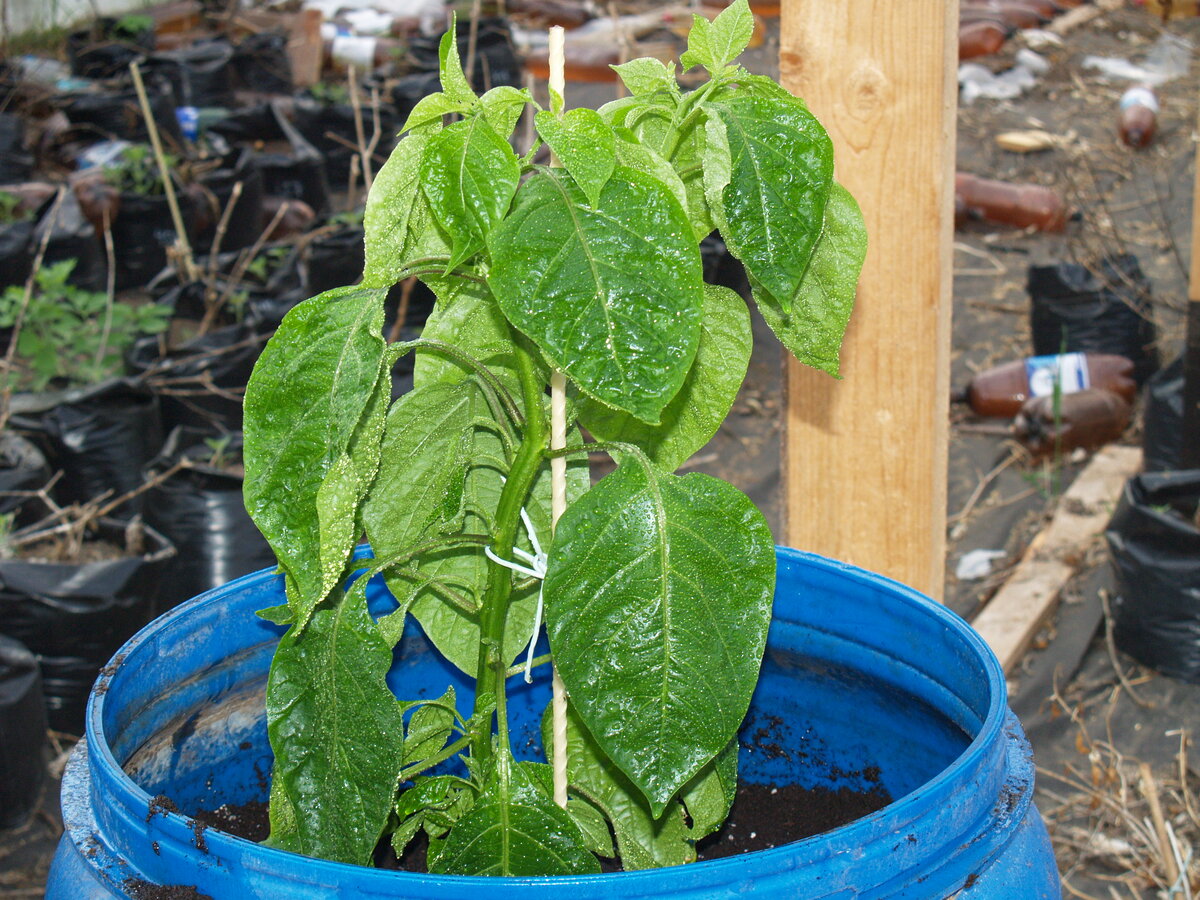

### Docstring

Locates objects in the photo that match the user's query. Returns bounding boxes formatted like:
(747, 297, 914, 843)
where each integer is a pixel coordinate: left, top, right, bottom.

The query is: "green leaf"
(421, 116, 521, 270)
(681, 1, 753, 73)
(405, 687, 457, 764)
(534, 109, 616, 208)
(752, 182, 866, 375)
(543, 702, 691, 869)
(579, 285, 750, 471)
(627, 105, 713, 238)
(393, 775, 476, 856)
(680, 738, 738, 840)
(401, 91, 472, 134)
(363, 131, 452, 289)
(266, 587, 407, 866)
(244, 286, 387, 628)
(544, 461, 775, 814)
(479, 85, 531, 140)
(430, 761, 600, 875)
(413, 280, 524, 390)
(709, 94, 834, 305)
(612, 58, 679, 98)
(488, 167, 704, 424)
(611, 132, 691, 230)
(438, 19, 477, 107)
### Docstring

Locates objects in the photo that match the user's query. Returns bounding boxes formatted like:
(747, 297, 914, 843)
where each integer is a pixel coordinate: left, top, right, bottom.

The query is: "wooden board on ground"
(971, 445, 1142, 674)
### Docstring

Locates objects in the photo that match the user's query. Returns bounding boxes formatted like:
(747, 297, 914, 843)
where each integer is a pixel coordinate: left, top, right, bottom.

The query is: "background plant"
(244, 1, 866, 877)
(103, 144, 176, 196)
(0, 191, 33, 226)
(0, 259, 171, 391)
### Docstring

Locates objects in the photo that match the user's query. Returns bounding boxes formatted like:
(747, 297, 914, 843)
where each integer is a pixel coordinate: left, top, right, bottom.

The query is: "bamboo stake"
(1139, 761, 1181, 889)
(547, 24, 570, 811)
(129, 61, 199, 283)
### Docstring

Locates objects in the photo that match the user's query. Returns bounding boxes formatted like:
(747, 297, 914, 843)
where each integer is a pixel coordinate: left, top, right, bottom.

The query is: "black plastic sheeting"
(232, 31, 293, 95)
(12, 379, 163, 519)
(39, 191, 107, 293)
(66, 18, 155, 80)
(304, 225, 366, 295)
(127, 317, 268, 434)
(144, 38, 237, 109)
(144, 427, 276, 611)
(196, 147, 266, 254)
(0, 432, 50, 522)
(58, 76, 184, 149)
(110, 188, 199, 290)
(254, 104, 332, 219)
(0, 215, 35, 291)
(0, 112, 33, 183)
(1143, 356, 1184, 474)
(0, 633, 46, 828)
(0, 518, 174, 733)
(1027, 254, 1159, 386)
(293, 94, 397, 187)
(1106, 471, 1200, 684)
(409, 18, 522, 93)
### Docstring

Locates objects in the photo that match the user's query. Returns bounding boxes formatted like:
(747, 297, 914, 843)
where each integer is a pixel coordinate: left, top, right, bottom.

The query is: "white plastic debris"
(959, 49, 1049, 104)
(1083, 31, 1192, 86)
(955, 549, 1008, 581)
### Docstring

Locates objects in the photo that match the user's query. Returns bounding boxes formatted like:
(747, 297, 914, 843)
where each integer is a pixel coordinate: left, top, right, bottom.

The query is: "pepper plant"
(243, 1, 866, 876)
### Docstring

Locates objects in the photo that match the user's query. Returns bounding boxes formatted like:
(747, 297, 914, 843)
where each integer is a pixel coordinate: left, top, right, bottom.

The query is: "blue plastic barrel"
(48, 547, 1061, 898)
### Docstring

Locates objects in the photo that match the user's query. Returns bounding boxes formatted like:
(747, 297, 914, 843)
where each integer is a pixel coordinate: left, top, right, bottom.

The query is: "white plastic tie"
(483, 503, 548, 683)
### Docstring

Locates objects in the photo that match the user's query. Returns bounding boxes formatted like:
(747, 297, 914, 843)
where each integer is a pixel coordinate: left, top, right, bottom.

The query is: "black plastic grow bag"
(143, 38, 237, 109)
(66, 18, 155, 80)
(0, 633, 46, 828)
(110, 188, 200, 290)
(1143, 356, 1183, 474)
(0, 215, 35, 291)
(1106, 470, 1200, 683)
(38, 191, 107, 293)
(1027, 254, 1159, 385)
(0, 518, 174, 733)
(0, 112, 33, 183)
(232, 31, 294, 95)
(58, 76, 184, 149)
(196, 147, 265, 254)
(0, 432, 51, 522)
(143, 427, 275, 612)
(293, 93, 397, 187)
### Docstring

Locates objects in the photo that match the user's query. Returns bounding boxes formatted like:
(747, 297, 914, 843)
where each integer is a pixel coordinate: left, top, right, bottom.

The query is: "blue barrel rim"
(70, 546, 1024, 896)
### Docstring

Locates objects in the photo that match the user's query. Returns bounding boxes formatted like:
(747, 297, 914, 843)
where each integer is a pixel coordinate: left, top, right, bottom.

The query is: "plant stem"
(470, 334, 549, 766)
(398, 733, 475, 783)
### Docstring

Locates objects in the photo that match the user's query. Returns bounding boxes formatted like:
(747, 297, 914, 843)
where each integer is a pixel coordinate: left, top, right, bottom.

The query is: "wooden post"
(779, 2, 958, 597)
(1182, 94, 1200, 470)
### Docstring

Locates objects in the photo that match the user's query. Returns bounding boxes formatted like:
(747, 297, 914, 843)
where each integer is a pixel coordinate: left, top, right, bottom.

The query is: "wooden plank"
(971, 445, 1142, 674)
(1182, 84, 1200, 469)
(778, 2, 958, 597)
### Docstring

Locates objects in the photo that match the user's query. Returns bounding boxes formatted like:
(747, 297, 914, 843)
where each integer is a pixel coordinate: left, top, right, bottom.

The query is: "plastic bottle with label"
(959, 20, 1012, 60)
(954, 173, 1068, 232)
(1012, 388, 1132, 458)
(1118, 85, 1159, 148)
(952, 352, 1137, 418)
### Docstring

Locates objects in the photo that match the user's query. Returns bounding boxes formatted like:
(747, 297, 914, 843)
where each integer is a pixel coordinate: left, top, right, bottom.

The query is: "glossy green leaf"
(438, 20, 476, 107)
(544, 702, 693, 869)
(612, 58, 679, 98)
(401, 91, 472, 134)
(405, 688, 457, 764)
(243, 286, 387, 628)
(429, 761, 600, 875)
(534, 109, 616, 208)
(421, 116, 520, 270)
(363, 132, 451, 289)
(266, 587, 406, 866)
(479, 85, 531, 141)
(752, 182, 866, 375)
(680, 738, 738, 840)
(709, 94, 834, 306)
(393, 775, 476, 856)
(579, 285, 751, 471)
(629, 105, 713, 238)
(544, 461, 775, 814)
(612, 131, 695, 239)
(413, 279, 523, 389)
(488, 167, 704, 424)
(680, 0, 753, 73)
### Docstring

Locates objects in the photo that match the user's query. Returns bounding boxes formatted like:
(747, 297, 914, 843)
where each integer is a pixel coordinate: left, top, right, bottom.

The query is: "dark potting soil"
(191, 780, 890, 872)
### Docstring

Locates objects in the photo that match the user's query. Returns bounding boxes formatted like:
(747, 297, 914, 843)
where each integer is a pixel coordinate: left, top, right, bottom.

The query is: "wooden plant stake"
(547, 23, 570, 811)
(129, 61, 199, 283)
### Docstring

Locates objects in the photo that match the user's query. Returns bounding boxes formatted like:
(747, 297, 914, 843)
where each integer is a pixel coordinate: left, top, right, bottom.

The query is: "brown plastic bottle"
(961, 1, 1046, 29)
(954, 173, 1068, 232)
(1012, 389, 1132, 458)
(953, 353, 1137, 418)
(1118, 86, 1158, 148)
(959, 19, 1011, 60)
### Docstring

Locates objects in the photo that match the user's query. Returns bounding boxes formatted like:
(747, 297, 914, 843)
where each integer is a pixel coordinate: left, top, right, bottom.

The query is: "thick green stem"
(470, 334, 548, 765)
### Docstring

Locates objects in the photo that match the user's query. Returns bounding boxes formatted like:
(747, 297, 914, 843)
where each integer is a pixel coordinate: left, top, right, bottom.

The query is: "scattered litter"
(959, 49, 1050, 104)
(1082, 31, 1192, 86)
(1019, 29, 1064, 51)
(995, 129, 1060, 153)
(956, 549, 1007, 581)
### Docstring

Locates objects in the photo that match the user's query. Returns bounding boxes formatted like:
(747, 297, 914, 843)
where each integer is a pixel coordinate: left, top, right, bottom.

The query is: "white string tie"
(483, 505, 547, 683)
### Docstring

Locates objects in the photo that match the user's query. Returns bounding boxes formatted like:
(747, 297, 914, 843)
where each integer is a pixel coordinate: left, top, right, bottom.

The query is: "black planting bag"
(0, 112, 34, 183)
(38, 191, 107, 293)
(1027, 254, 1159, 386)
(144, 427, 276, 612)
(0, 519, 174, 733)
(232, 31, 294, 95)
(67, 18, 155, 80)
(143, 39, 238, 109)
(58, 76, 185, 149)
(196, 147, 266, 254)
(110, 188, 200, 291)
(0, 633, 47, 828)
(1143, 356, 1183, 474)
(254, 103, 332, 219)
(1106, 471, 1200, 683)
(0, 432, 51, 523)
(0, 216, 35, 291)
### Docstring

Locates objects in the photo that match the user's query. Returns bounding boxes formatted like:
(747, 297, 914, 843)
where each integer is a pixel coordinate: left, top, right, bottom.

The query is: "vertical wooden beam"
(779, 1, 958, 597)
(1182, 91, 1200, 470)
